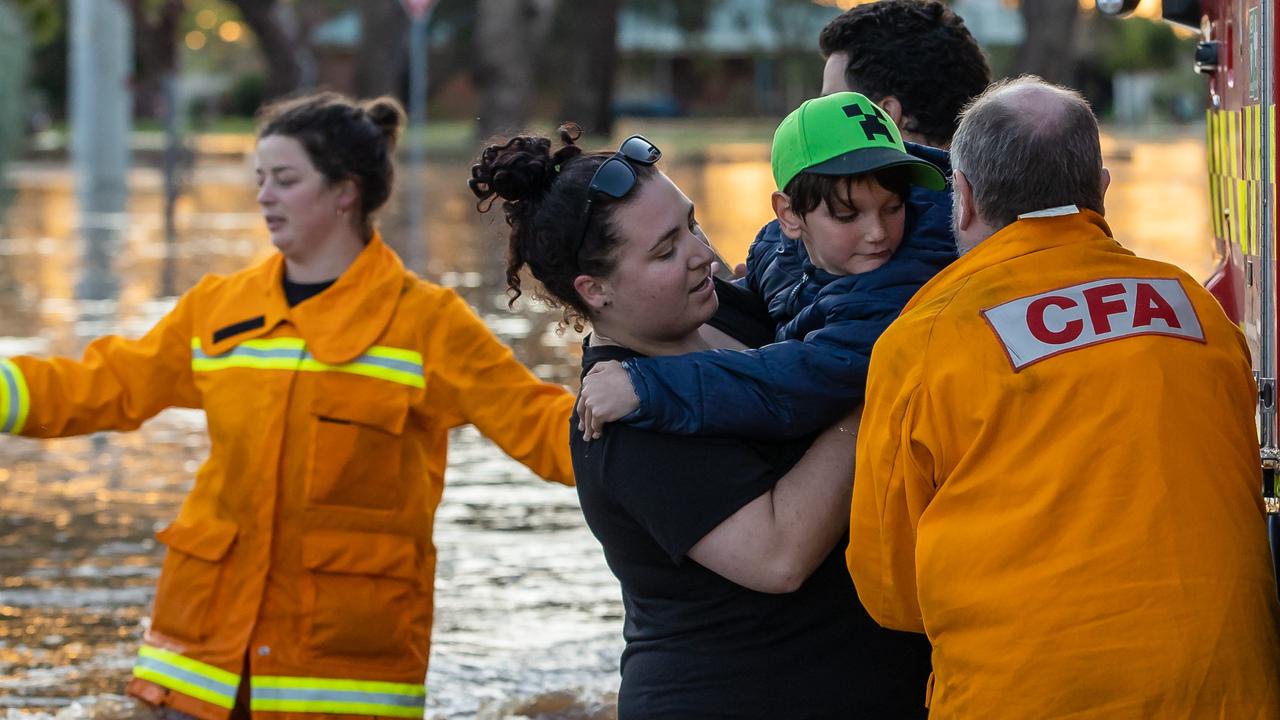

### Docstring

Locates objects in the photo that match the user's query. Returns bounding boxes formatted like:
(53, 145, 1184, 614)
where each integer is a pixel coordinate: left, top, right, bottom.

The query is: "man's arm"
(847, 365, 937, 632)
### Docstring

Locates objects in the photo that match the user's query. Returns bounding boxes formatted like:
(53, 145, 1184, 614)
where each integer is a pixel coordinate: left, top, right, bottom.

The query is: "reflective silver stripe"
(132, 645, 240, 709)
(252, 686, 424, 707)
(191, 340, 425, 388)
(250, 675, 426, 717)
(135, 656, 239, 697)
(349, 354, 422, 376)
(192, 347, 307, 360)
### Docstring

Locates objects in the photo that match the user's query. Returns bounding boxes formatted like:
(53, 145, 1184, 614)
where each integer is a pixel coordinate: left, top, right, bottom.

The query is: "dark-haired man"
(710, 0, 989, 281)
(585, 0, 990, 433)
(819, 0, 990, 148)
(849, 75, 1280, 719)
(727, 0, 990, 317)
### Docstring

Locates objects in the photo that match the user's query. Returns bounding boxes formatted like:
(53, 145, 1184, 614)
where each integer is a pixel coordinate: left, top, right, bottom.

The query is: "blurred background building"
(0, 0, 1204, 160)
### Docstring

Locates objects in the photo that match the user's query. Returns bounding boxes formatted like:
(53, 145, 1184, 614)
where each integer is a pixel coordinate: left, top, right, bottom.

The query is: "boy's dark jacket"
(619, 143, 957, 439)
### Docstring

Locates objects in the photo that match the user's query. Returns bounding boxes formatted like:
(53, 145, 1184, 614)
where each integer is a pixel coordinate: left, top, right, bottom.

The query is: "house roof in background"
(951, 0, 1025, 46)
(312, 1, 845, 55)
(619, 0, 842, 54)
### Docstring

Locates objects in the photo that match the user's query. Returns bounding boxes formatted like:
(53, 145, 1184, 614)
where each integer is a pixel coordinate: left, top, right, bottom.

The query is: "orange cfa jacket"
(848, 209, 1280, 718)
(0, 234, 575, 719)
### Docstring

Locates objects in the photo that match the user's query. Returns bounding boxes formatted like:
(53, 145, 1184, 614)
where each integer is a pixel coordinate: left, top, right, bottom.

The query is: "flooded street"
(0, 126, 1214, 718)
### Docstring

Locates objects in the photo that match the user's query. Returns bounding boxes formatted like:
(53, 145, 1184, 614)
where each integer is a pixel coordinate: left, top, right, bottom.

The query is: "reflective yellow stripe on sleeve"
(0, 359, 31, 434)
(250, 675, 426, 717)
(132, 644, 241, 709)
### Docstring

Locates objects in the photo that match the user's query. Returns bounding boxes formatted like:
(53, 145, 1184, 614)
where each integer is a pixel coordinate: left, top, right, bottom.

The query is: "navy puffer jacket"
(619, 143, 957, 439)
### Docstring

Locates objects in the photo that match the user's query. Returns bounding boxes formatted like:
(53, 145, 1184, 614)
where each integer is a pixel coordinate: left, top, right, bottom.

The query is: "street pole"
(161, 71, 181, 298)
(407, 13, 428, 276)
(70, 0, 131, 302)
(401, 0, 437, 277)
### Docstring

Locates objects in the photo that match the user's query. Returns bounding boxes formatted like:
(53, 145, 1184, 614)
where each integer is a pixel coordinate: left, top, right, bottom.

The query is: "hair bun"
(362, 96, 406, 150)
(469, 135, 559, 206)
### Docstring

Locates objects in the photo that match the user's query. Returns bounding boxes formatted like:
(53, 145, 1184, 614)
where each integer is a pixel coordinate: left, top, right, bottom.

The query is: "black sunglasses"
(575, 135, 662, 260)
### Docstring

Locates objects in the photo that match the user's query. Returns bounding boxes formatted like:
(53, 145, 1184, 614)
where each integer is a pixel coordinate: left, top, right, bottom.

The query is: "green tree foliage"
(14, 0, 59, 45)
(1095, 15, 1195, 75)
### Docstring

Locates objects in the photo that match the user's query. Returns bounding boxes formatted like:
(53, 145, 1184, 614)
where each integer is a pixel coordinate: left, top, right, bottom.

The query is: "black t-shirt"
(282, 276, 336, 307)
(571, 286, 931, 719)
(706, 276, 775, 349)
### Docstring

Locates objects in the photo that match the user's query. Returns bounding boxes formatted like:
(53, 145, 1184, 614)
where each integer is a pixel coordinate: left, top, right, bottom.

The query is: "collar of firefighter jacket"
(903, 209, 1123, 316)
(197, 231, 406, 364)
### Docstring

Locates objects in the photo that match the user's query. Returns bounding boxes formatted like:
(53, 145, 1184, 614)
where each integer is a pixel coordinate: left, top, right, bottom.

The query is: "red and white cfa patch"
(981, 277, 1205, 371)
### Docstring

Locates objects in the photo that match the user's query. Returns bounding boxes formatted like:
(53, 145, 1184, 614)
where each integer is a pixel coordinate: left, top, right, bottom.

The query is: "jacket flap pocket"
(302, 531, 417, 581)
(155, 517, 238, 563)
(310, 380, 410, 435)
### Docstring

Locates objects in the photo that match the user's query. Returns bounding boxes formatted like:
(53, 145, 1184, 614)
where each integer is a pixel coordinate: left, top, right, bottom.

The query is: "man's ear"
(1100, 166, 1111, 203)
(772, 191, 805, 240)
(953, 170, 975, 232)
(573, 274, 610, 315)
(878, 96, 905, 129)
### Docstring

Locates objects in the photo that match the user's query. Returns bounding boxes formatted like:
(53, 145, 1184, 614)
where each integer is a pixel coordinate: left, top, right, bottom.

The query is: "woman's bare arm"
(686, 408, 862, 593)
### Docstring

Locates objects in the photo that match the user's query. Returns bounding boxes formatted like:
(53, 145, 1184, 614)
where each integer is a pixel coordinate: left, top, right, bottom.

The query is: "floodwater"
(0, 126, 1214, 719)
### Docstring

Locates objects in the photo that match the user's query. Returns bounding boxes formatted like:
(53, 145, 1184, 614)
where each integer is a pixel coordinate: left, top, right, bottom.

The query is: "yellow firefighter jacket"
(0, 233, 575, 719)
(848, 209, 1280, 718)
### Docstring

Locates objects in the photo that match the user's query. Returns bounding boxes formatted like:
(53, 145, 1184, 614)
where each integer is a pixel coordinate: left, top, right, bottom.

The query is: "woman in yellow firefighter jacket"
(0, 93, 575, 719)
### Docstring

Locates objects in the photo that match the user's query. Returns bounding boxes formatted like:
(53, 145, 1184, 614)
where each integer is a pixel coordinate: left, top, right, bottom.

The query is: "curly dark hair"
(819, 0, 990, 147)
(257, 91, 405, 241)
(468, 124, 659, 331)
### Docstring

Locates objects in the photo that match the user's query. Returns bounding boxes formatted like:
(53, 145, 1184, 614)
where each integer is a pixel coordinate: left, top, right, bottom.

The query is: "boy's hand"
(577, 360, 640, 441)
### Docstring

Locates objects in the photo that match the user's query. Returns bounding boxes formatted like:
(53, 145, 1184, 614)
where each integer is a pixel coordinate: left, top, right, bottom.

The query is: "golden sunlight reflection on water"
(688, 131, 1215, 283)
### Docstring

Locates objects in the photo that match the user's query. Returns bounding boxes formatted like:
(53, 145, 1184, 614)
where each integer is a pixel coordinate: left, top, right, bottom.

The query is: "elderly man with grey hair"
(847, 76, 1280, 719)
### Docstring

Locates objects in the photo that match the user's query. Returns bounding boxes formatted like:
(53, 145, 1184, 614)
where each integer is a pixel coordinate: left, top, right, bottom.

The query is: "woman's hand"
(577, 360, 640, 441)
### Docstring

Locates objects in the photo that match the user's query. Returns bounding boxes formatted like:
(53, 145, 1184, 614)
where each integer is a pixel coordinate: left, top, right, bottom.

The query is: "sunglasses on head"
(576, 134, 663, 259)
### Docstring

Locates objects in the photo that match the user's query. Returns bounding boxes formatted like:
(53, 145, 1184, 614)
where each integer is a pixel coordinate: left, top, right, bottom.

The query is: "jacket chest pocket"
(306, 382, 410, 511)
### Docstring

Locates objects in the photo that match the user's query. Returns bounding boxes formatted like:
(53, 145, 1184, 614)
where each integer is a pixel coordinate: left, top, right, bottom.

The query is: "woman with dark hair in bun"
(469, 126, 930, 718)
(0, 92, 576, 719)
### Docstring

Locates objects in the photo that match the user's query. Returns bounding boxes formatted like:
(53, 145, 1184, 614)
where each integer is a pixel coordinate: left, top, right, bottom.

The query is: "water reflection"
(0, 128, 1213, 718)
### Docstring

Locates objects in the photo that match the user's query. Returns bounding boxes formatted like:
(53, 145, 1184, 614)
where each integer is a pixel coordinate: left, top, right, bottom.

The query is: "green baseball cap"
(771, 91, 946, 193)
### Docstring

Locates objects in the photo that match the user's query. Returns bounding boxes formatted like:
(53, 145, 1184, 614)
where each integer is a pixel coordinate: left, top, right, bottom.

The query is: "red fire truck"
(1099, 0, 1280, 577)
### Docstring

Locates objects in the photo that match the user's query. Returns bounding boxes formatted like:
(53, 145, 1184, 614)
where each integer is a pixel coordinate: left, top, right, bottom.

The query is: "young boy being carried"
(577, 91, 954, 439)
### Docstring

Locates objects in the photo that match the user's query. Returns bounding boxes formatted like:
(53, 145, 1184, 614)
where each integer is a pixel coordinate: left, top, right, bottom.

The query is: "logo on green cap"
(770, 91, 946, 193)
(843, 102, 896, 144)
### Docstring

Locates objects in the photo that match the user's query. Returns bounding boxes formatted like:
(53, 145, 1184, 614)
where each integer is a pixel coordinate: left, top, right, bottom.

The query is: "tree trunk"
(128, 0, 182, 120)
(1014, 0, 1080, 85)
(558, 0, 619, 136)
(225, 0, 304, 100)
(473, 0, 555, 139)
(355, 0, 408, 98)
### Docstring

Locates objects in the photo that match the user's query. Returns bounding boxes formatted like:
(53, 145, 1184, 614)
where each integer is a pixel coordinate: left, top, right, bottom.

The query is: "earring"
(602, 300, 611, 307)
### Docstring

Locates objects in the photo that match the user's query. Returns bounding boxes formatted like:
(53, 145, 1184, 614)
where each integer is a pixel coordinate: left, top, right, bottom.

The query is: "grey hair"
(950, 76, 1103, 230)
